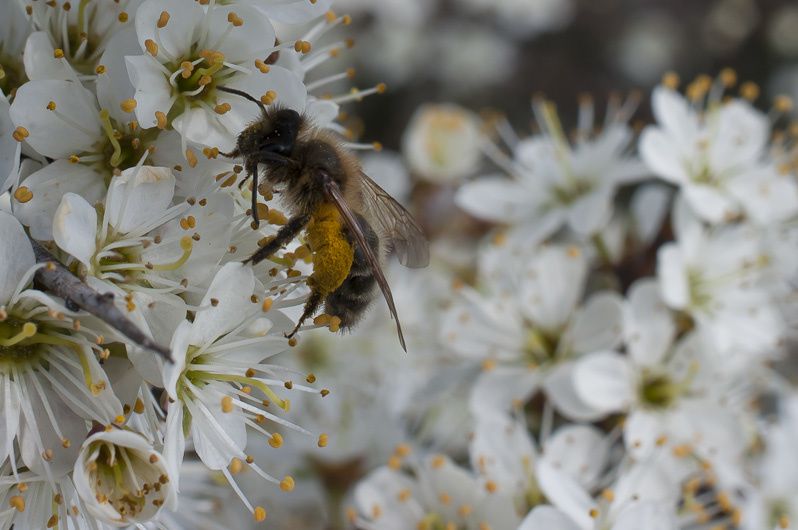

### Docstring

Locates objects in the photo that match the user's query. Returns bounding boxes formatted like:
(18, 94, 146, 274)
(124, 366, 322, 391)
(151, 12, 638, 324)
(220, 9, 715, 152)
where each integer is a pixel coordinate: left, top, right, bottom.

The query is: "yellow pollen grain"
(229, 458, 243, 474)
(254, 506, 267, 522)
(186, 148, 198, 168)
(227, 12, 244, 26)
(118, 11, 129, 22)
(157, 11, 170, 28)
(69, 154, 80, 164)
(214, 102, 232, 114)
(14, 186, 33, 203)
(774, 95, 794, 113)
(114, 414, 125, 424)
(260, 90, 278, 106)
(155, 111, 167, 130)
(53, 48, 65, 59)
(589, 508, 599, 518)
(317, 433, 328, 447)
(120, 98, 137, 113)
(268, 209, 288, 225)
(261, 297, 273, 312)
(145, 39, 158, 56)
(255, 59, 270, 73)
(13, 126, 30, 142)
(325, 10, 336, 22)
(484, 480, 497, 493)
(280, 475, 295, 492)
(46, 101, 56, 111)
(268, 433, 283, 448)
(306, 373, 317, 384)
(387, 455, 401, 470)
(9, 496, 25, 512)
(320, 388, 330, 397)
(740, 81, 760, 101)
(221, 395, 234, 413)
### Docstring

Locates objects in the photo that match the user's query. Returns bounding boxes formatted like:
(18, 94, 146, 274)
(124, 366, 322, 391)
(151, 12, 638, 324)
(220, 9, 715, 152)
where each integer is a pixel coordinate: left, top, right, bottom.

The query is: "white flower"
(572, 279, 747, 464)
(403, 103, 482, 184)
(0, 1, 31, 97)
(656, 212, 786, 361)
(125, 0, 307, 151)
(441, 244, 623, 421)
(163, 263, 309, 517)
(470, 413, 609, 516)
(73, 429, 175, 526)
(353, 454, 521, 530)
(0, 211, 122, 481)
(640, 82, 798, 225)
(519, 459, 678, 530)
(457, 96, 647, 247)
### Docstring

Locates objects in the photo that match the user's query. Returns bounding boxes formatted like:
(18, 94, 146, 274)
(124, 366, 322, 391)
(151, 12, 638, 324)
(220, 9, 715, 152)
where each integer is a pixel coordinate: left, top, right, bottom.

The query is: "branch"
(30, 239, 172, 362)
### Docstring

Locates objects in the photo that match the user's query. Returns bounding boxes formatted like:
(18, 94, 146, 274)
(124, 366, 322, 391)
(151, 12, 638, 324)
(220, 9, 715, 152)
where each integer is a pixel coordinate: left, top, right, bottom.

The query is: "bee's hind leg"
(285, 290, 324, 340)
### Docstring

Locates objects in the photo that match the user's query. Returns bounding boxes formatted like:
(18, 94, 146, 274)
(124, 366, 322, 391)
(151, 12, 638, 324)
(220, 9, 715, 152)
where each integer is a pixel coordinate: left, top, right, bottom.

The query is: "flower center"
(0, 318, 46, 368)
(523, 327, 560, 366)
(96, 110, 160, 175)
(87, 440, 168, 520)
(0, 51, 26, 98)
(639, 371, 679, 409)
(551, 178, 594, 205)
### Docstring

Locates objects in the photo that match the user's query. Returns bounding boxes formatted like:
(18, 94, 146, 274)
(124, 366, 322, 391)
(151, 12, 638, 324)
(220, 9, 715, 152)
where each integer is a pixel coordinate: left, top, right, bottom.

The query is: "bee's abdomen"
(325, 214, 379, 328)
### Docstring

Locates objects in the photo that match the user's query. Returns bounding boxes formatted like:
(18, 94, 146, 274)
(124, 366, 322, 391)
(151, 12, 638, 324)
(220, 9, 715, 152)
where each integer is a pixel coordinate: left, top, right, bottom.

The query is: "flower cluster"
(0, 0, 379, 527)
(272, 72, 798, 530)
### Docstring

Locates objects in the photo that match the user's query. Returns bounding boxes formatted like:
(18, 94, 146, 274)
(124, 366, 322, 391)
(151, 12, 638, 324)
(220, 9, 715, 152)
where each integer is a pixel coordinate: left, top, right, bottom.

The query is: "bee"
(217, 86, 429, 351)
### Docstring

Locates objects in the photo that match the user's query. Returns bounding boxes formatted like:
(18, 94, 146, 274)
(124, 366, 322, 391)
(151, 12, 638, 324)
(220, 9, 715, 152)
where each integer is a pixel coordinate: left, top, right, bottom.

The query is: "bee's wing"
(358, 171, 430, 268)
(321, 174, 407, 352)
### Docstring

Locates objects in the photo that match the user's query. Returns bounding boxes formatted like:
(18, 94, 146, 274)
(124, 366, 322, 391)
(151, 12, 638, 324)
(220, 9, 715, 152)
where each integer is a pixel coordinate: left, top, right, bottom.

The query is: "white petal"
(681, 183, 738, 224)
(135, 0, 202, 60)
(566, 291, 624, 354)
(0, 94, 21, 192)
(190, 263, 256, 345)
(630, 184, 671, 245)
(455, 177, 539, 224)
(651, 87, 699, 146)
(729, 168, 798, 225)
(97, 27, 140, 125)
(13, 160, 105, 240)
(126, 55, 174, 129)
(639, 127, 689, 184)
(165, 321, 192, 399)
(10, 79, 101, 158)
(163, 403, 186, 496)
(519, 506, 583, 530)
(0, 377, 20, 465)
(708, 100, 768, 174)
(656, 244, 688, 309)
(52, 193, 97, 267)
(469, 368, 541, 416)
(566, 187, 612, 236)
(536, 459, 596, 530)
(612, 502, 678, 530)
(0, 211, 34, 305)
(188, 383, 247, 470)
(624, 279, 675, 366)
(623, 409, 665, 459)
(522, 245, 588, 331)
(573, 351, 635, 413)
(544, 362, 606, 422)
(106, 165, 175, 233)
(470, 413, 537, 488)
(542, 424, 609, 490)
(204, 5, 275, 63)
(23, 32, 76, 81)
(254, 0, 333, 24)
(354, 467, 422, 529)
(172, 106, 235, 151)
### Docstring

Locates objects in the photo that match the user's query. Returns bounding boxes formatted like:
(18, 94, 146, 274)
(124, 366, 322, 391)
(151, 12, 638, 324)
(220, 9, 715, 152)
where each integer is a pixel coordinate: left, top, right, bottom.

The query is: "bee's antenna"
(216, 86, 267, 115)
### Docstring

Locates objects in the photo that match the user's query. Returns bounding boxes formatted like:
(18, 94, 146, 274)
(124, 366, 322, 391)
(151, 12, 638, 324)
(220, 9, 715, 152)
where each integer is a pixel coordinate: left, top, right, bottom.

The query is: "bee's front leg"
(245, 213, 310, 265)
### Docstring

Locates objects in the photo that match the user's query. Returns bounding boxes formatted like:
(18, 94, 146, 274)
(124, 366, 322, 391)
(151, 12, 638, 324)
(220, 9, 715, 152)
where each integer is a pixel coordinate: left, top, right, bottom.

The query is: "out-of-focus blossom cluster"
(278, 72, 798, 530)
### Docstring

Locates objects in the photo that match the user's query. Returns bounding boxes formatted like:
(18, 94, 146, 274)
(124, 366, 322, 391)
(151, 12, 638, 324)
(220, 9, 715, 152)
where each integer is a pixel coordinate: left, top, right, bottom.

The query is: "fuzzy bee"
(218, 87, 429, 351)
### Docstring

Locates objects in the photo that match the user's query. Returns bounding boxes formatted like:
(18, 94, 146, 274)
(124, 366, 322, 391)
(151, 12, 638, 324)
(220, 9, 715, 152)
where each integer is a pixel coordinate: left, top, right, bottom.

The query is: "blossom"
(73, 429, 175, 526)
(456, 95, 648, 247)
(639, 76, 798, 224)
(402, 103, 483, 183)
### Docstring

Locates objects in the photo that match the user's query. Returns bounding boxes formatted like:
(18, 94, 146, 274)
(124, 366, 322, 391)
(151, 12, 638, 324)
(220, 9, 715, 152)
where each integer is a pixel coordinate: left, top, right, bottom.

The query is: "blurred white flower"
(403, 104, 482, 184)
(457, 96, 647, 247)
(640, 80, 798, 225)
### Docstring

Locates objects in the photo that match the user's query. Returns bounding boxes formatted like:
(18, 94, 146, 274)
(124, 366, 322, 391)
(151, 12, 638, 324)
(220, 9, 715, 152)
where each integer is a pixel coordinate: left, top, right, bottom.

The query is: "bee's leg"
(246, 160, 260, 226)
(245, 213, 310, 265)
(218, 147, 240, 158)
(285, 289, 324, 340)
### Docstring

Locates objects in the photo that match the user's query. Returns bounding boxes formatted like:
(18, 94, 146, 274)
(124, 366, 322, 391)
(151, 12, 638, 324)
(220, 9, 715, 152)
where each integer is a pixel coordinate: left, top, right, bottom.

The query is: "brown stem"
(30, 239, 172, 362)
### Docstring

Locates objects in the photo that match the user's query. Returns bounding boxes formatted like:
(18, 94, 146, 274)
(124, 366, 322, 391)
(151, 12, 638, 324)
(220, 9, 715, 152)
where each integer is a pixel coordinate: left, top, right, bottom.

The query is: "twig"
(30, 239, 172, 362)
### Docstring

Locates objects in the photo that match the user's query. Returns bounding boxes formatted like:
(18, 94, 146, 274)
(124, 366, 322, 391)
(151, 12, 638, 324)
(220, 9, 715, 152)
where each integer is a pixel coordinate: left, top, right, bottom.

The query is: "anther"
(118, 11, 129, 22)
(221, 395, 234, 413)
(157, 11, 170, 28)
(268, 433, 283, 448)
(254, 506, 267, 522)
(9, 496, 25, 512)
(306, 373, 316, 383)
(53, 48, 65, 59)
(145, 39, 159, 57)
(320, 388, 330, 397)
(318, 433, 328, 447)
(260, 90, 277, 105)
(255, 59, 270, 73)
(120, 99, 137, 113)
(214, 103, 231, 114)
(13, 186, 33, 203)
(279, 476, 295, 492)
(227, 12, 244, 26)
(155, 111, 167, 129)
(12, 126, 30, 142)
(229, 458, 243, 473)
